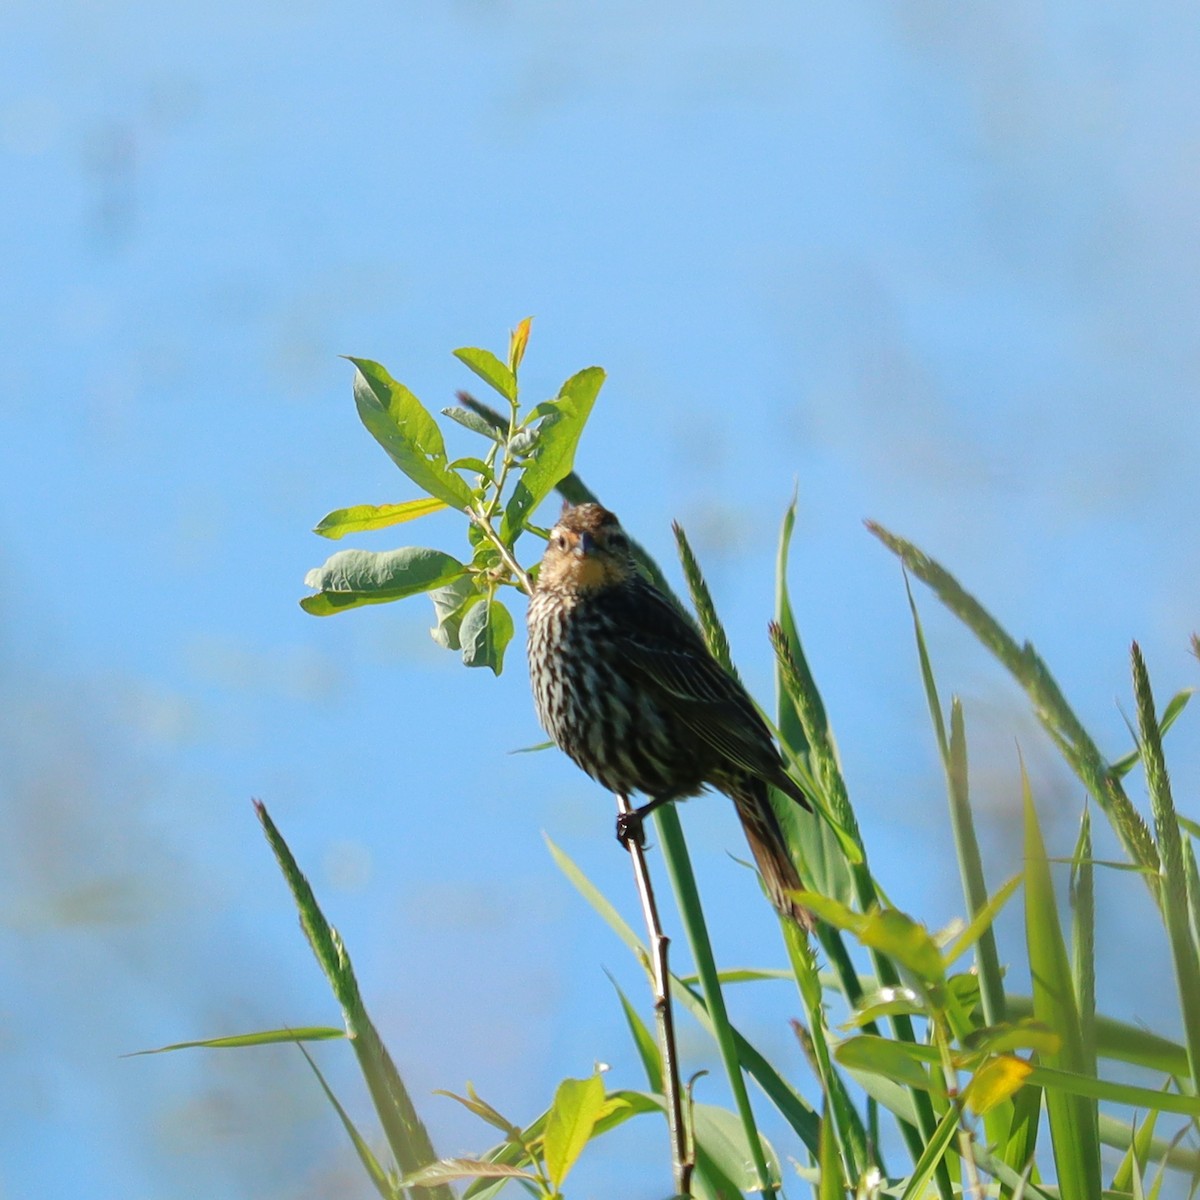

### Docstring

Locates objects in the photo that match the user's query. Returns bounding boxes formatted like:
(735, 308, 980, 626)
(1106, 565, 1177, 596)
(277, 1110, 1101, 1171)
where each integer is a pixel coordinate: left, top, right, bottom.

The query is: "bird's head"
(537, 503, 638, 593)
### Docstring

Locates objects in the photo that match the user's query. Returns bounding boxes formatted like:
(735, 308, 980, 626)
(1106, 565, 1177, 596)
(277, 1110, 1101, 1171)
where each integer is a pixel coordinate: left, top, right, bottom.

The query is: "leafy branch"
(301, 318, 601, 673)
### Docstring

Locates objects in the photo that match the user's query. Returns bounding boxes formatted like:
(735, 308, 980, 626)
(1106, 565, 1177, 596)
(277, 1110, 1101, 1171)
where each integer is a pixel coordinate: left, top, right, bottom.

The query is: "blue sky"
(3, 2, 1199, 1196)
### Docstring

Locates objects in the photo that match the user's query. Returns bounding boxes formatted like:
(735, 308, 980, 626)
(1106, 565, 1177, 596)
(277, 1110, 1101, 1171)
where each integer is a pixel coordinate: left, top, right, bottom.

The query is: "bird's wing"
(607, 584, 785, 783)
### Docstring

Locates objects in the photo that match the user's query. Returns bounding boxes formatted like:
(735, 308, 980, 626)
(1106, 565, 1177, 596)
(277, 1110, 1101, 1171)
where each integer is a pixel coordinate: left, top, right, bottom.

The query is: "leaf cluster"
(301, 319, 603, 673)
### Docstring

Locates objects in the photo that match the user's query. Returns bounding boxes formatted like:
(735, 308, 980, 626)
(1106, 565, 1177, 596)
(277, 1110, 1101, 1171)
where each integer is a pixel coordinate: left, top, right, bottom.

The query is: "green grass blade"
(1101, 1112, 1200, 1174)
(607, 973, 663, 1093)
(903, 579, 1007, 1027)
(949, 698, 1008, 1024)
(1133, 643, 1200, 1089)
(868, 522, 1160, 883)
(128, 1027, 344, 1054)
(904, 571, 950, 759)
(256, 802, 451, 1200)
(296, 1041, 399, 1200)
(1070, 808, 1097, 1079)
(1184, 838, 1200, 965)
(817, 1101, 846, 1200)
(1022, 1064, 1200, 1115)
(1111, 1109, 1159, 1194)
(543, 834, 646, 960)
(899, 1105, 960, 1200)
(653, 803, 776, 1197)
(1022, 775, 1103, 1197)
(1004, 997, 1188, 1076)
(1112, 688, 1195, 777)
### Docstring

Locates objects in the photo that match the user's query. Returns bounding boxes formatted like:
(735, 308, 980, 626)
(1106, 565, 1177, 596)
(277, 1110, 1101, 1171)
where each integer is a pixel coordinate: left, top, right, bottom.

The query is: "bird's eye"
(553, 532, 569, 550)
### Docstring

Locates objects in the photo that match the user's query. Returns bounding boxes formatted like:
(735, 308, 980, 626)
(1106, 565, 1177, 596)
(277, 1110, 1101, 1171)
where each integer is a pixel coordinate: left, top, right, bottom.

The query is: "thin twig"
(615, 792, 692, 1197)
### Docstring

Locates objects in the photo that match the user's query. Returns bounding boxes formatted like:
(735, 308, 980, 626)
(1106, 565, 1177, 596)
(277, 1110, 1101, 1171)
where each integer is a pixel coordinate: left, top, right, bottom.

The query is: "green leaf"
(459, 596, 514, 675)
(302, 547, 466, 615)
(507, 424, 541, 457)
(844, 986, 926, 1028)
(447, 456, 495, 482)
(690, 1102, 781, 1195)
(453, 347, 517, 403)
(501, 366, 604, 542)
(313, 497, 448, 540)
(461, 1089, 652, 1200)
(543, 1074, 607, 1189)
(794, 893, 944, 986)
(442, 405, 504, 442)
(127, 1027, 345, 1055)
(834, 1035, 941, 1097)
(434, 1085, 523, 1140)
(348, 358, 474, 511)
(1022, 772, 1103, 1198)
(962, 1018, 1061, 1058)
(428, 576, 480, 651)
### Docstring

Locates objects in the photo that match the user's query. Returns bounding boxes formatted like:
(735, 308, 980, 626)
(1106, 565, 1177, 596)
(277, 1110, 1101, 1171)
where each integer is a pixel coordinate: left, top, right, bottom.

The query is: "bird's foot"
(615, 809, 648, 851)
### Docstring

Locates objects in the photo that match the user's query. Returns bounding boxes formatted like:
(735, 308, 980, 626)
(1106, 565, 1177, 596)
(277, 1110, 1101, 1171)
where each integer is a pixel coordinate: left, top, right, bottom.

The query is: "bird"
(526, 501, 813, 927)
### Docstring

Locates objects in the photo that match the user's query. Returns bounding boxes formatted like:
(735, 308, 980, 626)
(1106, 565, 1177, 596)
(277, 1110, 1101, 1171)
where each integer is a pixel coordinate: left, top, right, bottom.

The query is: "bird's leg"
(615, 794, 671, 849)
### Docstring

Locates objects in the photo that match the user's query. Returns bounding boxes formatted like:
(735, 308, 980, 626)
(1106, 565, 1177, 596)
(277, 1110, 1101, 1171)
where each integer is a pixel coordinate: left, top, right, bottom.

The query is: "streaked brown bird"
(527, 502, 813, 927)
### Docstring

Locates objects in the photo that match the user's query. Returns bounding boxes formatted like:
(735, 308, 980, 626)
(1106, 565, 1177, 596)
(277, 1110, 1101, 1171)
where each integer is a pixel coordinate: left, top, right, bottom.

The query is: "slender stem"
(468, 506, 533, 596)
(615, 792, 692, 1197)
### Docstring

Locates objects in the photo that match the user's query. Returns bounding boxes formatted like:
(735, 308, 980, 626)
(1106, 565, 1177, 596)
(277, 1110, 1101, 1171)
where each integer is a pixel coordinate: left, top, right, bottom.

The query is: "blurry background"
(3, 2, 1198, 1196)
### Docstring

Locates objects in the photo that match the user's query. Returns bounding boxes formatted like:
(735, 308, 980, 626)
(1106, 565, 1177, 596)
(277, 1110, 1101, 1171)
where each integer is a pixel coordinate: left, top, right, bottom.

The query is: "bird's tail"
(732, 782, 814, 931)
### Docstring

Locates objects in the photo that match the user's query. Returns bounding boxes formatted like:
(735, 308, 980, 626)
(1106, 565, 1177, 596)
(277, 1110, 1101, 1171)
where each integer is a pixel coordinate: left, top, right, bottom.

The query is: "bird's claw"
(616, 810, 648, 850)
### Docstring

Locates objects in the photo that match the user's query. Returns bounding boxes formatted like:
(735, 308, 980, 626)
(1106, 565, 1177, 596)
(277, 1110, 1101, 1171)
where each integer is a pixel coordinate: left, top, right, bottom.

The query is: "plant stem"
(616, 791, 692, 1197)
(469, 506, 533, 595)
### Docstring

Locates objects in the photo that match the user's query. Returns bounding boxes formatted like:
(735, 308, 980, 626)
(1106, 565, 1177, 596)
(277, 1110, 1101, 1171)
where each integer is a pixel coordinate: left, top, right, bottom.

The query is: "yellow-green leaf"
(314, 498, 448, 540)
(543, 1074, 607, 1189)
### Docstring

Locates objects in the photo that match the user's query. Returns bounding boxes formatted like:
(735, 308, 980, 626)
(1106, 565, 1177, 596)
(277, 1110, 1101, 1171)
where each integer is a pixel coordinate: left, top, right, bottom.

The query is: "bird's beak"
(575, 531, 595, 557)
